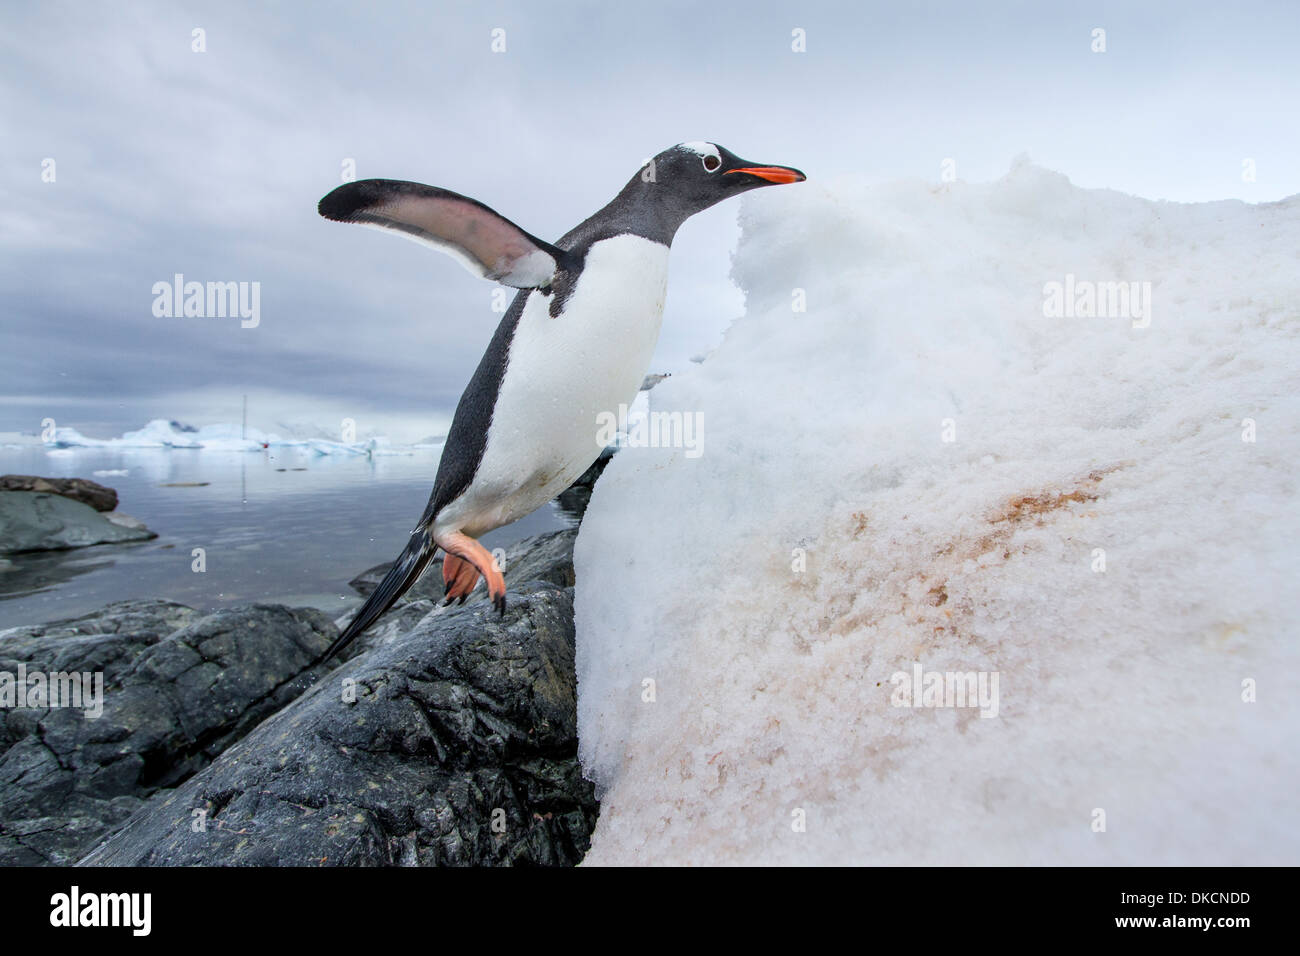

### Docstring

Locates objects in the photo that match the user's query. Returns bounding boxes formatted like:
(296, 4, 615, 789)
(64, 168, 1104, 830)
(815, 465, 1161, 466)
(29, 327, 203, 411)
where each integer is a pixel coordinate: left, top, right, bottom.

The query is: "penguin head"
(660, 141, 803, 203)
(621, 142, 805, 234)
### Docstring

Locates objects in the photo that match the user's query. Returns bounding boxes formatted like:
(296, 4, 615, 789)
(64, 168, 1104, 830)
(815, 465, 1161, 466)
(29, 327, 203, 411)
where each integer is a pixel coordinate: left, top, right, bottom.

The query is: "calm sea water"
(0, 445, 573, 628)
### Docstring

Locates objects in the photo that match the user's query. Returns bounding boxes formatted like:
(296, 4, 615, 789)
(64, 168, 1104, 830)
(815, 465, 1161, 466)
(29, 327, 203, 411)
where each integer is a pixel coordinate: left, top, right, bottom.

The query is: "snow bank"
(574, 161, 1300, 865)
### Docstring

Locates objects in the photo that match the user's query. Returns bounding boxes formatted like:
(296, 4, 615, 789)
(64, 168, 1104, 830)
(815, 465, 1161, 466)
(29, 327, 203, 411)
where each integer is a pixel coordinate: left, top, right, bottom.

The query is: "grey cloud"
(2, 0, 1296, 435)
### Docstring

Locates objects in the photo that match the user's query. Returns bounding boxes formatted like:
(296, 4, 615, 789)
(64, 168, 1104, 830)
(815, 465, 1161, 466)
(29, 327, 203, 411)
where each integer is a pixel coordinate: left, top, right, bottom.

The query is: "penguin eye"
(702, 154, 721, 172)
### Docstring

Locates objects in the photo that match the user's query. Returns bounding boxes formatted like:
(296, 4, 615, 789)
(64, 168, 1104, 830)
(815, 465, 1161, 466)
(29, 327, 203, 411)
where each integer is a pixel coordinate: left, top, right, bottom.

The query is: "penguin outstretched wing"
(319, 179, 566, 289)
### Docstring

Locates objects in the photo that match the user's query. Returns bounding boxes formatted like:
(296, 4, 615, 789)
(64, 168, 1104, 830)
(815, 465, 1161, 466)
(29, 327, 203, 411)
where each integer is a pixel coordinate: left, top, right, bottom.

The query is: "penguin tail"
(320, 530, 437, 662)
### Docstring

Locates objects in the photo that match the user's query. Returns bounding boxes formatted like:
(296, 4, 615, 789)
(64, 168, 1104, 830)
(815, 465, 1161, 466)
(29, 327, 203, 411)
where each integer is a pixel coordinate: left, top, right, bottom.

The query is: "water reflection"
(0, 547, 122, 600)
(0, 445, 574, 627)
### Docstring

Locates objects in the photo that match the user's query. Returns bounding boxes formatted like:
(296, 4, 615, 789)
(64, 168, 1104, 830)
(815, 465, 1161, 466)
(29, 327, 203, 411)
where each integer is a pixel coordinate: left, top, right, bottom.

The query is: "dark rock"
(347, 562, 439, 603)
(0, 492, 155, 554)
(0, 475, 118, 512)
(0, 527, 594, 866)
(0, 600, 335, 865)
(503, 529, 577, 589)
(81, 545, 598, 866)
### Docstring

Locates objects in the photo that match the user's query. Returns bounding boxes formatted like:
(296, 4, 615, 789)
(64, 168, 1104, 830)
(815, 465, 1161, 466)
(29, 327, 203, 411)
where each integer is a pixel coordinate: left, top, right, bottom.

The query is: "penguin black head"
(650, 142, 805, 207)
(609, 142, 806, 240)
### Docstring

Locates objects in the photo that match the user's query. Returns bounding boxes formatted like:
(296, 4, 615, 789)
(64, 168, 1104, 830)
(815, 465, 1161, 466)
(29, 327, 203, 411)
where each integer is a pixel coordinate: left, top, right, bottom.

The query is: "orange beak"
(725, 165, 807, 184)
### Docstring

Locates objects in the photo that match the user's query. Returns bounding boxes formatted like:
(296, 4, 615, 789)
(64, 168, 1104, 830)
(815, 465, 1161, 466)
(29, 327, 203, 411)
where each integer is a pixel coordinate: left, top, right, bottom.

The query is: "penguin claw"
(441, 551, 481, 602)
(494, 595, 507, 617)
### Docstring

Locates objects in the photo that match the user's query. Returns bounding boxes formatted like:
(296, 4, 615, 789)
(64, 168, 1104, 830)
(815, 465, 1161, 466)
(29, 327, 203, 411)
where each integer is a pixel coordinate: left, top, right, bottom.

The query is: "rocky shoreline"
(0, 463, 611, 866)
(0, 527, 596, 866)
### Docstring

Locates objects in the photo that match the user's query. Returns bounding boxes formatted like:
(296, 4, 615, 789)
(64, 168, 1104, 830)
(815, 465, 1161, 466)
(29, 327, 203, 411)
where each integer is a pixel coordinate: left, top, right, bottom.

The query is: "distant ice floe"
(0, 432, 46, 450)
(44, 419, 428, 457)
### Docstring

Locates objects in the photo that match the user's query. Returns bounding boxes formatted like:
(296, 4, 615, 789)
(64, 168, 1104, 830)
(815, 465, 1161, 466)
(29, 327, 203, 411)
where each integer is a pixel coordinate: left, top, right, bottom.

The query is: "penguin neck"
(587, 178, 693, 247)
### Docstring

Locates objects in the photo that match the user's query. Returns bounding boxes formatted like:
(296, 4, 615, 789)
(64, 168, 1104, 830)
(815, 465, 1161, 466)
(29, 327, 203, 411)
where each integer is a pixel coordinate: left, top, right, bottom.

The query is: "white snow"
(574, 161, 1300, 865)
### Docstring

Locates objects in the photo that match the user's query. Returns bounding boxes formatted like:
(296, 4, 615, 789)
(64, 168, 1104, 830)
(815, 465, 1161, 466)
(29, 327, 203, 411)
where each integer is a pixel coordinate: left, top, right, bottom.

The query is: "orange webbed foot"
(441, 552, 481, 604)
(436, 531, 506, 617)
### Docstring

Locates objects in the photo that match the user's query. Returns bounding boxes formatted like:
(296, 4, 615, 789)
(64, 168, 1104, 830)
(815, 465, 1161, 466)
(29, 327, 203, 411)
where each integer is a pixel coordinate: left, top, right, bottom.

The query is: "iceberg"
(44, 418, 402, 455)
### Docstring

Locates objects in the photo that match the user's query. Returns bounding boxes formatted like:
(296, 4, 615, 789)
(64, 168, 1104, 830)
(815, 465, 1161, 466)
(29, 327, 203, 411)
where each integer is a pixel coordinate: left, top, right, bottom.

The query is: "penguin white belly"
(436, 234, 671, 536)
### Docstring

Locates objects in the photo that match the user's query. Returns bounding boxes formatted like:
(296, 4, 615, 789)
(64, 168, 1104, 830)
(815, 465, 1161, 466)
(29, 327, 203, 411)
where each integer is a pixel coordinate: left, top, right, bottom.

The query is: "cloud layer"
(3, 0, 1296, 440)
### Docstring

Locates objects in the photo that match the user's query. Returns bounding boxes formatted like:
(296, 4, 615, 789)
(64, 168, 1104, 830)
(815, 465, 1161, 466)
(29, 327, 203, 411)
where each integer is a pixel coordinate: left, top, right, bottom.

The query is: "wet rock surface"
(82, 575, 597, 866)
(0, 600, 334, 865)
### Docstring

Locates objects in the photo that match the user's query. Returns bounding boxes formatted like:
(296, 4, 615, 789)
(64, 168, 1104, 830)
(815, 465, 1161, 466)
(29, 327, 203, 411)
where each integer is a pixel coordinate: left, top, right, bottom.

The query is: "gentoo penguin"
(318, 142, 805, 659)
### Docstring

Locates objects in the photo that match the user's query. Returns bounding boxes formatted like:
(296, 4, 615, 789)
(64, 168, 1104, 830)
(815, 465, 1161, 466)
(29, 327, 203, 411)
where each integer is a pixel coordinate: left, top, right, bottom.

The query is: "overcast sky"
(3, 0, 1297, 440)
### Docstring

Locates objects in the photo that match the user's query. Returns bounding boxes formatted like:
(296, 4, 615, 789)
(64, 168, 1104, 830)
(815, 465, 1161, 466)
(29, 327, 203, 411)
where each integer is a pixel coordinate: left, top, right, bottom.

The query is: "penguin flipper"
(318, 179, 565, 289)
(320, 531, 437, 662)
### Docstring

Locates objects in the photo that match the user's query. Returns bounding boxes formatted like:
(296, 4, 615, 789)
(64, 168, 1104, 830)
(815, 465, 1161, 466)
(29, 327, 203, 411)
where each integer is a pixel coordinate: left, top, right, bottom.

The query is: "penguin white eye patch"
(678, 141, 722, 171)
